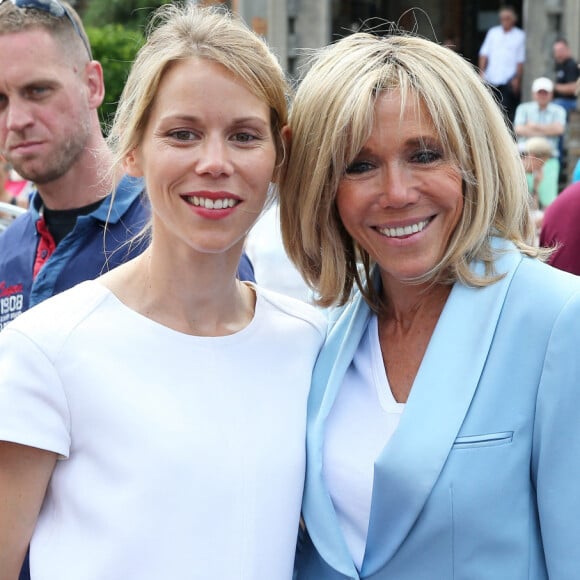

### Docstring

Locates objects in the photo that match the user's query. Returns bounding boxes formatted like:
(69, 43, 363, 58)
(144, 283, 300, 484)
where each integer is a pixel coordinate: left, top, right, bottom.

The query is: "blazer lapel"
(361, 242, 522, 576)
(302, 292, 372, 578)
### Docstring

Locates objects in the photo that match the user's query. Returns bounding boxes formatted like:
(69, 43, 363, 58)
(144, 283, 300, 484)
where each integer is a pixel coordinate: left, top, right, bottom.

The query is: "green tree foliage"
(86, 25, 144, 132)
(82, 0, 174, 30)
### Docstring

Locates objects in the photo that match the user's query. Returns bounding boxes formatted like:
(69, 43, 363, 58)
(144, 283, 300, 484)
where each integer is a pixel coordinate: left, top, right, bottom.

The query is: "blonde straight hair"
(109, 2, 288, 175)
(280, 32, 543, 310)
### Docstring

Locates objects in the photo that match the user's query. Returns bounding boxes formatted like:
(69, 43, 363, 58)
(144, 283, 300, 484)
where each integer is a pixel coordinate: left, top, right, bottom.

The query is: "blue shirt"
(514, 101, 567, 156)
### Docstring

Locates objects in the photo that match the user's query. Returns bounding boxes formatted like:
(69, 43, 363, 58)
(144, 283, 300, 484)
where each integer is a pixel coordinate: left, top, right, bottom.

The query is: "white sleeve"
(0, 327, 71, 457)
(516, 31, 526, 64)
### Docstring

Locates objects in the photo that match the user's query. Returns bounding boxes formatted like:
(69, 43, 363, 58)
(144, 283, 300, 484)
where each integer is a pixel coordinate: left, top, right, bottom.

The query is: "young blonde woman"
(0, 5, 325, 579)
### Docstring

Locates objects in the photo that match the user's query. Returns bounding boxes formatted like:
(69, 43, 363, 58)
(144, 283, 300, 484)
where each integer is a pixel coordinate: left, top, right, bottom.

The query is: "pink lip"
(9, 141, 44, 155)
(375, 215, 434, 229)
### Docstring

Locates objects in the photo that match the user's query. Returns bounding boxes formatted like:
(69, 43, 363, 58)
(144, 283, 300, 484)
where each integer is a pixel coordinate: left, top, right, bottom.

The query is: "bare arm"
(0, 442, 57, 580)
(515, 121, 565, 138)
(478, 55, 488, 77)
(510, 62, 524, 94)
(554, 80, 578, 97)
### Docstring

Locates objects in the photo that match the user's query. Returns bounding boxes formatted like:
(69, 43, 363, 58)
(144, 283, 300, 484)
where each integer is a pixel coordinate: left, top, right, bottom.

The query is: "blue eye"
(345, 161, 374, 175)
(413, 149, 442, 163)
(233, 133, 257, 143)
(170, 130, 196, 141)
(24, 86, 51, 101)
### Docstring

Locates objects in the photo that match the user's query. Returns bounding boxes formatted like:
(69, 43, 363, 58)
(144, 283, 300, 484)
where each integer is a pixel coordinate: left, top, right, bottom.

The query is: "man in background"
(0, 0, 254, 333)
(514, 77, 566, 208)
(478, 5, 526, 125)
(552, 38, 579, 116)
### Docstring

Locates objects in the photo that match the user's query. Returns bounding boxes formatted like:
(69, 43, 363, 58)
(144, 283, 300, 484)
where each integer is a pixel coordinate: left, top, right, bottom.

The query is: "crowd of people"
(477, 5, 580, 276)
(0, 2, 579, 580)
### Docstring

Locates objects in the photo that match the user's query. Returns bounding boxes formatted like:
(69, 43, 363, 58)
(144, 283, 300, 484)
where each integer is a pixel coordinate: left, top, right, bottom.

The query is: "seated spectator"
(521, 136, 553, 207)
(514, 77, 566, 208)
(520, 137, 553, 232)
(540, 180, 580, 274)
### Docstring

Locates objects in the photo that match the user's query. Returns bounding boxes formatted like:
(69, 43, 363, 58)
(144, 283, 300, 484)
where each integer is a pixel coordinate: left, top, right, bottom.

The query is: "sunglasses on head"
(0, 0, 92, 58)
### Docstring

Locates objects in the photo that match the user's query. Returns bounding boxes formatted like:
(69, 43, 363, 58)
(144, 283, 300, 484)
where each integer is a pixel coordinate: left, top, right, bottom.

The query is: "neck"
(106, 240, 254, 337)
(381, 280, 451, 334)
(377, 280, 452, 403)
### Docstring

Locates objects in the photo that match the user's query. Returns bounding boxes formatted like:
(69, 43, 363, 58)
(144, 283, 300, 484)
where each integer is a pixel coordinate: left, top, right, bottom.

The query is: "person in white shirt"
(0, 4, 326, 580)
(245, 196, 314, 303)
(479, 5, 526, 125)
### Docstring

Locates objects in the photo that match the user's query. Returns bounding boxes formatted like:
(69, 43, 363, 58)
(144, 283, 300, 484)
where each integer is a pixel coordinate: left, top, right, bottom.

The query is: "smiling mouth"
(184, 196, 240, 210)
(376, 217, 432, 238)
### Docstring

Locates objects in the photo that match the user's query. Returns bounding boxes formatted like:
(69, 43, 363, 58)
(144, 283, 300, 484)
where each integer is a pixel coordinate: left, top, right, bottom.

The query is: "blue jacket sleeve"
(532, 290, 580, 578)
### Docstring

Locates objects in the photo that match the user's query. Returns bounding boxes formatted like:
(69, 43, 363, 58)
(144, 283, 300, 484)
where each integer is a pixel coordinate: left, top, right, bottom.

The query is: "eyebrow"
(161, 114, 270, 127)
(356, 135, 440, 155)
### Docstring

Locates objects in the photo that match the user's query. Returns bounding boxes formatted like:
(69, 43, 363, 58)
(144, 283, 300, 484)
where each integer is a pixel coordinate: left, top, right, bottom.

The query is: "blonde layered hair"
(109, 3, 288, 175)
(280, 32, 542, 311)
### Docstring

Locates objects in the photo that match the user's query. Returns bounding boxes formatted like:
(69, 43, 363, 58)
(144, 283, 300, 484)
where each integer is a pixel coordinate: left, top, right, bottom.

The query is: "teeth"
(188, 196, 237, 209)
(378, 218, 429, 238)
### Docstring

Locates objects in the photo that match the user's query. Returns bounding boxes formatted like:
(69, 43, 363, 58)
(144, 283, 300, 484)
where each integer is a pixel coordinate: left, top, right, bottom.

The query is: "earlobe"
(123, 149, 144, 178)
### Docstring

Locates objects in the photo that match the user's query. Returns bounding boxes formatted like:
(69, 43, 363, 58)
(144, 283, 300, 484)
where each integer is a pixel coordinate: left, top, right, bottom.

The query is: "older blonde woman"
(281, 31, 580, 580)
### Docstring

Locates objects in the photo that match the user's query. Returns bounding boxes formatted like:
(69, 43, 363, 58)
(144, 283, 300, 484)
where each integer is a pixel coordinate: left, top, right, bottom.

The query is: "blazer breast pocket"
(452, 431, 513, 450)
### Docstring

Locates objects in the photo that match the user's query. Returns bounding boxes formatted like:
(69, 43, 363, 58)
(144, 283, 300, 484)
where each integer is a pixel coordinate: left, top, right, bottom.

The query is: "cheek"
(248, 150, 277, 188)
(440, 170, 463, 210)
(336, 182, 368, 238)
(446, 183, 464, 232)
(335, 183, 354, 225)
(452, 196, 464, 227)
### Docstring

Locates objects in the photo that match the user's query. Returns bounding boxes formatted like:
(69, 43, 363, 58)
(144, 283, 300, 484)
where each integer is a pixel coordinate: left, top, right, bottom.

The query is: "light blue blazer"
(296, 240, 580, 580)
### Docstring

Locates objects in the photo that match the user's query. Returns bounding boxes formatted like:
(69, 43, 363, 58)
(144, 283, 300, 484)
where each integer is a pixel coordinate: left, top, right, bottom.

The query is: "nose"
(378, 163, 418, 208)
(195, 135, 233, 177)
(4, 99, 35, 133)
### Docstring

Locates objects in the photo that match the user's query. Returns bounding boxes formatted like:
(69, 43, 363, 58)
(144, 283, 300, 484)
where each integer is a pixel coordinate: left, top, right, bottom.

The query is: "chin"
(383, 260, 438, 282)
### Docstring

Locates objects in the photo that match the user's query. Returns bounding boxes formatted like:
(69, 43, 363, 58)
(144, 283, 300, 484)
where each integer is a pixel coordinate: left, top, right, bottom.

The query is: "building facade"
(222, 0, 579, 101)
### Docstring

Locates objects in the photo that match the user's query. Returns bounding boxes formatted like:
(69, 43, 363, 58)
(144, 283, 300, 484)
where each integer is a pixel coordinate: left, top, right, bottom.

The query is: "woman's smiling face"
(336, 90, 464, 292)
(125, 57, 277, 258)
